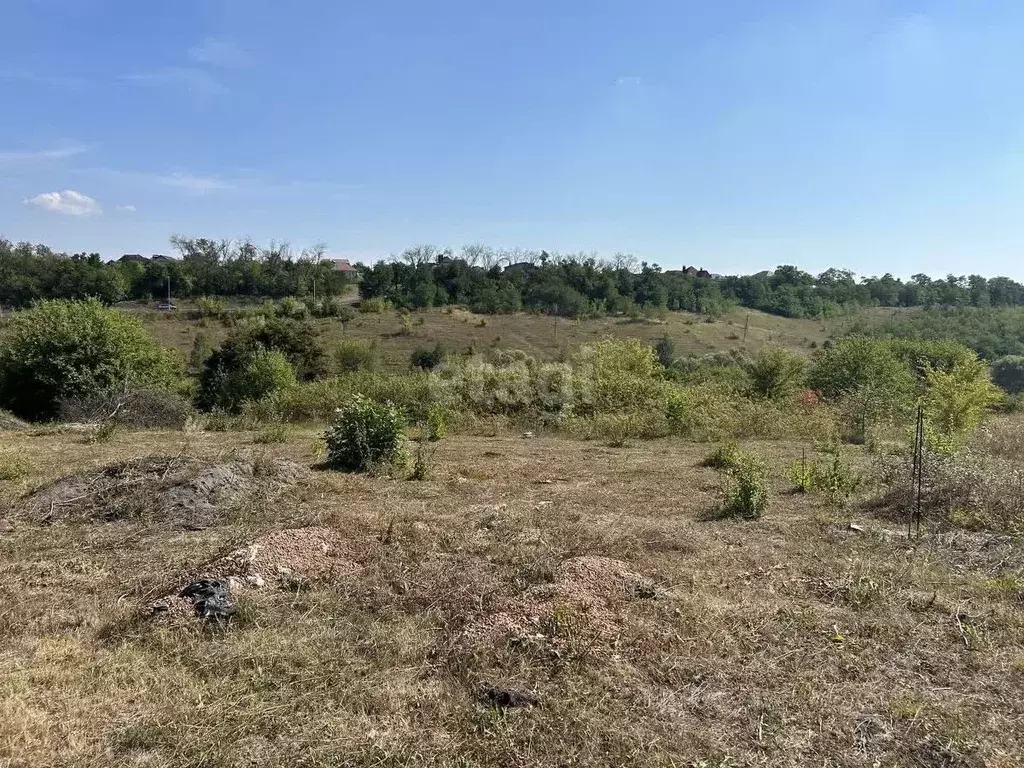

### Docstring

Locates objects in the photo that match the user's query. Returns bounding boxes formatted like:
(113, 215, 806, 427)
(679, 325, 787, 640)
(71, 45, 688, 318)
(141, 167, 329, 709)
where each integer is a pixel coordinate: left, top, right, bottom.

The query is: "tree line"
(4, 238, 1024, 319)
(0, 237, 353, 309)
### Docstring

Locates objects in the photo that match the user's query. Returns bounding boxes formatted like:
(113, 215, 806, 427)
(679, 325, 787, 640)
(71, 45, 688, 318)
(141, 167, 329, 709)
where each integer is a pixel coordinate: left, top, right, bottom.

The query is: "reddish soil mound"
(18, 455, 305, 529)
(152, 527, 357, 619)
(460, 556, 660, 653)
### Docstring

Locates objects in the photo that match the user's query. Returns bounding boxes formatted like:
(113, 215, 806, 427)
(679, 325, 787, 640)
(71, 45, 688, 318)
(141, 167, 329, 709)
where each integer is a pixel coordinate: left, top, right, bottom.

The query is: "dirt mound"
(20, 455, 305, 529)
(460, 556, 660, 653)
(152, 527, 357, 619)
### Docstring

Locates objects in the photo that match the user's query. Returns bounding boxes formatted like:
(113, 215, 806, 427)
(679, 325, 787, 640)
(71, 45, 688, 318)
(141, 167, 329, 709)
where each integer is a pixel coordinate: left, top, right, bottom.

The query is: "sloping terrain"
(0, 426, 1021, 767)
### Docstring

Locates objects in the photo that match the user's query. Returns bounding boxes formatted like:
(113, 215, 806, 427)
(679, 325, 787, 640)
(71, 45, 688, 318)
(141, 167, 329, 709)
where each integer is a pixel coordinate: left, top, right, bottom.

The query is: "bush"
(199, 347, 297, 412)
(252, 371, 435, 423)
(991, 356, 1024, 394)
(808, 338, 917, 402)
(410, 343, 446, 371)
(360, 297, 391, 314)
(0, 299, 182, 421)
(425, 403, 447, 441)
(0, 451, 29, 481)
(701, 442, 742, 470)
(228, 317, 326, 380)
(276, 296, 309, 319)
(653, 334, 676, 368)
(335, 339, 380, 373)
(923, 358, 1001, 453)
(573, 337, 666, 415)
(746, 347, 806, 401)
(720, 454, 770, 519)
(324, 394, 408, 472)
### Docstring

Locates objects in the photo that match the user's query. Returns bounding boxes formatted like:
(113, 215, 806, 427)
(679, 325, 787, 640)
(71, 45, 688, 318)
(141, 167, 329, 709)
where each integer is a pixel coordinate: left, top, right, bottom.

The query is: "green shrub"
(809, 339, 919, 442)
(324, 394, 408, 472)
(746, 347, 807, 401)
(360, 297, 390, 314)
(0, 451, 29, 481)
(720, 455, 770, 519)
(425, 403, 447, 441)
(253, 371, 435, 423)
(410, 343, 446, 371)
(227, 317, 326, 380)
(992, 356, 1024, 394)
(923, 358, 1001, 453)
(573, 337, 666, 414)
(812, 450, 862, 510)
(0, 298, 182, 421)
(254, 422, 288, 444)
(788, 454, 815, 493)
(653, 334, 676, 368)
(335, 339, 380, 373)
(701, 442, 742, 470)
(276, 296, 309, 319)
(199, 347, 297, 412)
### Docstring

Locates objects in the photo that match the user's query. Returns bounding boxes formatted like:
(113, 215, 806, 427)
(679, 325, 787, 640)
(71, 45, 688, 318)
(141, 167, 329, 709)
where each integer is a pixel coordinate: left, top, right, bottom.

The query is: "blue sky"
(2, 0, 1024, 277)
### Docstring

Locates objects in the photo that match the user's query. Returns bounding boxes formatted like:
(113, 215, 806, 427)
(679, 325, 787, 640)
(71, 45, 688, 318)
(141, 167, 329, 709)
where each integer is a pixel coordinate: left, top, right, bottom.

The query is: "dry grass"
(135, 304, 840, 372)
(1, 426, 1022, 766)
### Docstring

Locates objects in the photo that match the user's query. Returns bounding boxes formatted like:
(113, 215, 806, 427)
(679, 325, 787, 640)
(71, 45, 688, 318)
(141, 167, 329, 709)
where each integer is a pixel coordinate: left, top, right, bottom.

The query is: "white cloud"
(159, 172, 234, 194)
(24, 190, 102, 216)
(188, 35, 249, 68)
(615, 76, 643, 87)
(0, 69, 89, 89)
(121, 67, 227, 96)
(0, 143, 87, 163)
(116, 204, 137, 212)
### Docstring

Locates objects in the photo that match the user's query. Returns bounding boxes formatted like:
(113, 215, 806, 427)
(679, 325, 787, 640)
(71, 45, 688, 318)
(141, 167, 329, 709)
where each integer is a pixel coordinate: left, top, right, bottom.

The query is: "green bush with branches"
(0, 298, 182, 421)
(324, 394, 408, 472)
(746, 347, 807, 401)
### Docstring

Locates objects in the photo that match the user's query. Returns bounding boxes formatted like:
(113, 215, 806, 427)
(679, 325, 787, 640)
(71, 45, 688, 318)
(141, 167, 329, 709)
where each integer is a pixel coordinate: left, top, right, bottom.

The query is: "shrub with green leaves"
(410, 343, 446, 370)
(335, 339, 380, 373)
(701, 442, 742, 470)
(324, 394, 408, 472)
(923, 357, 1001, 453)
(746, 347, 806, 401)
(199, 347, 297, 412)
(0, 298, 182, 421)
(721, 454, 770, 519)
(425, 403, 447, 441)
(992, 356, 1024, 394)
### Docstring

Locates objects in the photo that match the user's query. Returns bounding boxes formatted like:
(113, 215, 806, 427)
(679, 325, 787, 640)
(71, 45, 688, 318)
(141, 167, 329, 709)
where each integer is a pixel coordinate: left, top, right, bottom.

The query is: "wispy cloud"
(116, 204, 137, 213)
(615, 76, 643, 87)
(24, 189, 102, 216)
(0, 143, 87, 163)
(159, 172, 235, 194)
(188, 35, 249, 68)
(121, 67, 227, 96)
(0, 69, 90, 89)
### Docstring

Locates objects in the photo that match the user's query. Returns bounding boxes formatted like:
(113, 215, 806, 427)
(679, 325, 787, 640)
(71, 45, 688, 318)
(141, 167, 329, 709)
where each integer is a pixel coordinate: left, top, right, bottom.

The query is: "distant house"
(330, 259, 361, 280)
(151, 254, 175, 263)
(666, 265, 713, 279)
(118, 253, 148, 264)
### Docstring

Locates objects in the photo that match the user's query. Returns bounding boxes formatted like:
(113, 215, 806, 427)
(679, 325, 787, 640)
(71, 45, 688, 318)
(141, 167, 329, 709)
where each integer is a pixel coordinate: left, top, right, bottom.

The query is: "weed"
(0, 451, 29, 481)
(788, 450, 815, 493)
(720, 454, 770, 519)
(253, 422, 288, 444)
(324, 394, 408, 472)
(701, 442, 742, 471)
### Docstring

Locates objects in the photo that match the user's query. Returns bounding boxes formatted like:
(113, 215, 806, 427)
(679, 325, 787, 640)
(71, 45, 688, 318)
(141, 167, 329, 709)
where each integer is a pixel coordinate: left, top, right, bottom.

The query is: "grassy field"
(131, 303, 880, 371)
(2, 423, 1022, 767)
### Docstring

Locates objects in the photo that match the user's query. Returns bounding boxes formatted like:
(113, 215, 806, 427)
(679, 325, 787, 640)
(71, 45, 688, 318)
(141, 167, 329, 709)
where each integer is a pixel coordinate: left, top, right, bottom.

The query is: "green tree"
(0, 299, 182, 421)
